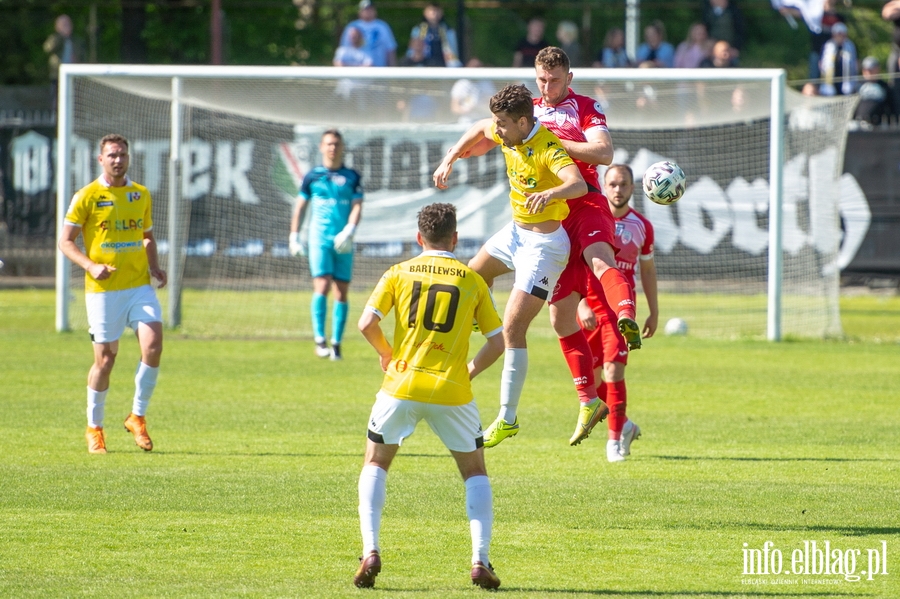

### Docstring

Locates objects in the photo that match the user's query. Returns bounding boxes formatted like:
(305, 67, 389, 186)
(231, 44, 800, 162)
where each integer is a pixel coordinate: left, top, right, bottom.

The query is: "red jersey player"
(534, 46, 640, 446)
(579, 164, 658, 462)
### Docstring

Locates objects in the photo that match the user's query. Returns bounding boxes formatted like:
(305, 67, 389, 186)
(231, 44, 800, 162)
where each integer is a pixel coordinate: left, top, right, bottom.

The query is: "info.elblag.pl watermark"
(741, 540, 889, 586)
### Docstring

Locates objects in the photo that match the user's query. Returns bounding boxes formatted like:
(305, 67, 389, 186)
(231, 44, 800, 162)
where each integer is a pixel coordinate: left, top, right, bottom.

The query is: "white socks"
(132, 362, 159, 417)
(498, 348, 528, 423)
(466, 475, 493, 565)
(358, 465, 387, 555)
(86, 387, 108, 428)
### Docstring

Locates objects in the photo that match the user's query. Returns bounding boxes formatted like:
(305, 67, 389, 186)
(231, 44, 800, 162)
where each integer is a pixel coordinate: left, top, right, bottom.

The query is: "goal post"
(55, 64, 858, 340)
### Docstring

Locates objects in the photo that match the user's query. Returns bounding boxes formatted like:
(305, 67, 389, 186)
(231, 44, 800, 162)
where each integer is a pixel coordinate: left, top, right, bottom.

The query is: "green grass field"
(1, 289, 899, 598)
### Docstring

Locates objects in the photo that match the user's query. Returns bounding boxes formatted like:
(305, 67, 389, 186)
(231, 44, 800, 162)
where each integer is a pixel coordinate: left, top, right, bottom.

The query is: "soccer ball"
(664, 318, 688, 336)
(642, 161, 686, 205)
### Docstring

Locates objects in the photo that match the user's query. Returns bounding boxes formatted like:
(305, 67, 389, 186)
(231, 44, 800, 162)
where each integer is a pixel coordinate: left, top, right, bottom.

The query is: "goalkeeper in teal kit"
(289, 129, 363, 360)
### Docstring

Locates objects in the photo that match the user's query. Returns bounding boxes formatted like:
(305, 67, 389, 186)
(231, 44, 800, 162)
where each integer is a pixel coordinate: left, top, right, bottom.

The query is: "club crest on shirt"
(554, 111, 567, 126)
(620, 230, 633, 245)
(331, 174, 347, 187)
(127, 192, 142, 203)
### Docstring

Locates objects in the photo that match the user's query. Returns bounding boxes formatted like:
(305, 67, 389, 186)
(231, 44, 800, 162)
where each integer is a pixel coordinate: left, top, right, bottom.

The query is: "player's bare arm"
(640, 256, 659, 338)
(883, 0, 900, 20)
(558, 127, 614, 167)
(523, 163, 587, 214)
(358, 309, 393, 372)
(433, 119, 495, 189)
(290, 197, 309, 234)
(58, 223, 116, 281)
(144, 230, 167, 289)
(468, 330, 505, 380)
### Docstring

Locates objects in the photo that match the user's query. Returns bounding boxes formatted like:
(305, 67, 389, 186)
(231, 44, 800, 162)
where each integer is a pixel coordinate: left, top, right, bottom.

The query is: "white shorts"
(367, 391, 484, 453)
(483, 221, 570, 301)
(86, 285, 162, 344)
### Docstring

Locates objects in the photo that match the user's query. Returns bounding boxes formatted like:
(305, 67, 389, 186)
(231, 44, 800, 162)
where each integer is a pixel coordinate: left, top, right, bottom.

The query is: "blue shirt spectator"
(636, 20, 675, 68)
(340, 1, 397, 67)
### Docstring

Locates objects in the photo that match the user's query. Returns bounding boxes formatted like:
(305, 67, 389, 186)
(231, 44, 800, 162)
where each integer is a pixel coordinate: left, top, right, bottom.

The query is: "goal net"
(56, 65, 858, 340)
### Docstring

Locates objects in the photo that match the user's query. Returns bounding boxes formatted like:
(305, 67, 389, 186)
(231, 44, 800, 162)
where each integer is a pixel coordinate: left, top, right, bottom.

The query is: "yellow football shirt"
(64, 177, 153, 293)
(491, 122, 573, 224)
(366, 251, 503, 406)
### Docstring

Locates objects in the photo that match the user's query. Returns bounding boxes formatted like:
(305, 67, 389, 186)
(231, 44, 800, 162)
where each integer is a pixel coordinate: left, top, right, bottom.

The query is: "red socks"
(605, 380, 627, 435)
(558, 331, 598, 403)
(599, 268, 636, 321)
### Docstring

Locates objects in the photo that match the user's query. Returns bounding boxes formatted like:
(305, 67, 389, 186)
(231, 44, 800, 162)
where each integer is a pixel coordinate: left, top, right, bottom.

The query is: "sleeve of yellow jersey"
(65, 189, 90, 226)
(367, 268, 397, 320)
(544, 141, 575, 176)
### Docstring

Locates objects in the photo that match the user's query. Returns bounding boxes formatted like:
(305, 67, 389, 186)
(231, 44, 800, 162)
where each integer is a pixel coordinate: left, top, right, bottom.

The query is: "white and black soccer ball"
(664, 317, 688, 336)
(642, 160, 686, 205)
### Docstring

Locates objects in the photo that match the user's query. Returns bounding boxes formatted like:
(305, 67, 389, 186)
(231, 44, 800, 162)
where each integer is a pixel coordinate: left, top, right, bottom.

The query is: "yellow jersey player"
(355, 203, 505, 590)
(433, 83, 593, 448)
(59, 134, 165, 454)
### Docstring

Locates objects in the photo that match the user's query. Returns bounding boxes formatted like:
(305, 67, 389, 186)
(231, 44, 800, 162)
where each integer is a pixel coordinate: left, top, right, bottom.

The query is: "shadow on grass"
(739, 523, 900, 537)
(653, 455, 899, 463)
(494, 588, 869, 596)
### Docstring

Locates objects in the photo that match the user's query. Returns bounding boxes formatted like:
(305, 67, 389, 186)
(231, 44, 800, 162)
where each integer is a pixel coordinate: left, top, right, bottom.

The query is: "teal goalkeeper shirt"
(298, 165, 363, 244)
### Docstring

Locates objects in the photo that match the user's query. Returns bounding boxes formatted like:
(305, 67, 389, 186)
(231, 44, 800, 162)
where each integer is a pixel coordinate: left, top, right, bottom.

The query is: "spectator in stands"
(778, 0, 845, 80)
(674, 23, 712, 68)
(406, 3, 461, 68)
(593, 27, 631, 68)
(853, 56, 895, 127)
(340, 0, 398, 67)
(556, 21, 582, 67)
(399, 37, 428, 67)
(450, 58, 497, 123)
(700, 39, 737, 68)
(512, 17, 549, 68)
(334, 26, 373, 67)
(819, 22, 858, 96)
(635, 20, 675, 68)
(44, 14, 85, 101)
(702, 0, 745, 59)
(881, 0, 900, 112)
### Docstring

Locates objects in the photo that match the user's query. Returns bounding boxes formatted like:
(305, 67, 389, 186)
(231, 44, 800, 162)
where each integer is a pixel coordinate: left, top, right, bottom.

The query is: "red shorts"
(550, 192, 617, 304)
(583, 294, 629, 367)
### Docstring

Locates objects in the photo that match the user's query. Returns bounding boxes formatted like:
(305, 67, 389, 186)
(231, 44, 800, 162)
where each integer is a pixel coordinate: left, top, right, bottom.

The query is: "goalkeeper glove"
(333, 223, 357, 254)
(289, 232, 306, 257)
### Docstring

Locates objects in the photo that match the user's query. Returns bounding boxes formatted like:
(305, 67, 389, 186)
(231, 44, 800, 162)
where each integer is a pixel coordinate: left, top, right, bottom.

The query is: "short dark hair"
(99, 134, 129, 152)
(489, 84, 534, 121)
(321, 129, 343, 142)
(417, 203, 456, 246)
(605, 163, 634, 184)
(535, 46, 570, 72)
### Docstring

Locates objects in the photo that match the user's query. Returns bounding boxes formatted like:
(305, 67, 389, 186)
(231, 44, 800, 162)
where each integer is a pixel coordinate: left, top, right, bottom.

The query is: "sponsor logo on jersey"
(395, 360, 408, 373)
(573, 375, 589, 386)
(99, 240, 143, 252)
(100, 218, 144, 231)
(97, 201, 114, 207)
(588, 230, 602, 237)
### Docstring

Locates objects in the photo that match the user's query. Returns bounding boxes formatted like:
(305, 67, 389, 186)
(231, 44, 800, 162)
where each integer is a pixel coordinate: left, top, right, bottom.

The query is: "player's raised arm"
(433, 118, 495, 190)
